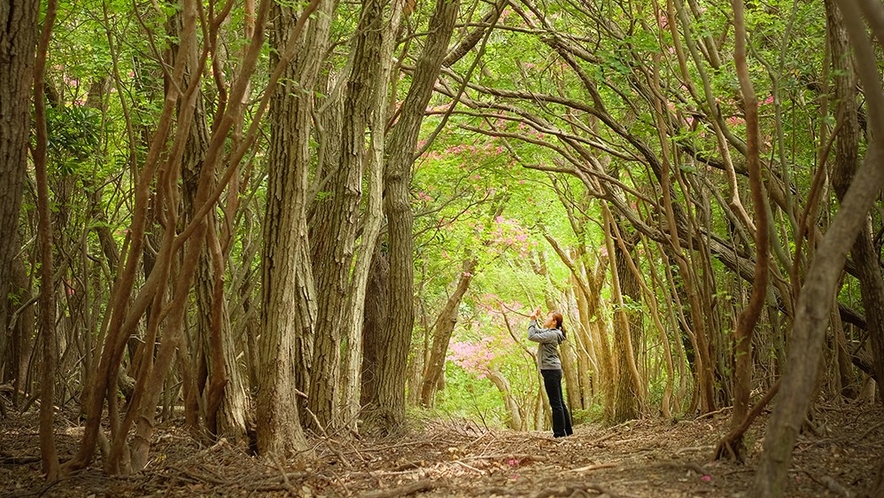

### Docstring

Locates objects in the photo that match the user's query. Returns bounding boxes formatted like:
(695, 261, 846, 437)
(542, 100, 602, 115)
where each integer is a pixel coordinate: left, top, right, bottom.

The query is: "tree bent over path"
(753, 0, 884, 494)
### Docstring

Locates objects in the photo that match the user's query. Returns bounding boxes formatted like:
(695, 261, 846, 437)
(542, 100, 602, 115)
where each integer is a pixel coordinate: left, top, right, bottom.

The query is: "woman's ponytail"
(551, 311, 566, 339)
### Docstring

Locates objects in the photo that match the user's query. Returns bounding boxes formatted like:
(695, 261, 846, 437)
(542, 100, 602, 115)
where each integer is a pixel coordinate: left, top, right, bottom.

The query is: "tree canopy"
(2, 0, 884, 495)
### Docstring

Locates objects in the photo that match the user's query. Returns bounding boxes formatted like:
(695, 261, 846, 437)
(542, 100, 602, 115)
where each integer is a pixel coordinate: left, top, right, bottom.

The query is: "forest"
(2, 0, 884, 495)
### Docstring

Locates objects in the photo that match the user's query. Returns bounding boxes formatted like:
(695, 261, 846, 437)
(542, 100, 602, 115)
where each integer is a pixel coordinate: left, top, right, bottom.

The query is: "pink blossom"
(447, 341, 496, 374)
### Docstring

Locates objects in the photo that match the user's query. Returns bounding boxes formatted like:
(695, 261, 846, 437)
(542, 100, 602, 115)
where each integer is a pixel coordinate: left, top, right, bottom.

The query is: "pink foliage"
(447, 339, 496, 378)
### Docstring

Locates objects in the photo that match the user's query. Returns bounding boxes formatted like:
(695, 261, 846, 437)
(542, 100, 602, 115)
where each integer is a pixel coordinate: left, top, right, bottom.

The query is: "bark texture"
(826, 0, 884, 391)
(753, 1, 884, 492)
(0, 0, 38, 369)
(257, 0, 333, 454)
(307, 0, 383, 430)
(365, 0, 460, 433)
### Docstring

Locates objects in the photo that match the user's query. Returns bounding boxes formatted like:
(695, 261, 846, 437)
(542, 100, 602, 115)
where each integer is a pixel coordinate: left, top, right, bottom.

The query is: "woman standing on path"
(528, 307, 573, 438)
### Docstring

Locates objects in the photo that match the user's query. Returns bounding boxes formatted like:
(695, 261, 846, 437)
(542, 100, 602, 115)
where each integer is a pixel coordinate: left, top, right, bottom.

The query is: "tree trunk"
(570, 276, 597, 410)
(754, 145, 884, 495)
(606, 207, 645, 423)
(420, 259, 477, 407)
(366, 0, 459, 433)
(485, 369, 524, 430)
(338, 0, 403, 429)
(33, 0, 60, 479)
(176, 34, 249, 442)
(0, 0, 38, 388)
(541, 227, 611, 416)
(307, 0, 385, 431)
(5, 252, 33, 409)
(715, 0, 769, 462)
(753, 0, 884, 488)
(826, 0, 884, 392)
(258, 0, 334, 453)
(361, 245, 390, 412)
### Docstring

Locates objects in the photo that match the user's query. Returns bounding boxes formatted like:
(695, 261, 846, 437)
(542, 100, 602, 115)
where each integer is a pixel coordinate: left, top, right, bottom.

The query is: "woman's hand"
(529, 306, 542, 320)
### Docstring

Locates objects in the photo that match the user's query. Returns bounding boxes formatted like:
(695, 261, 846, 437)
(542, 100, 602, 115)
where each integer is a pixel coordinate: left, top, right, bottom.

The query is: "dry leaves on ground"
(1, 401, 882, 497)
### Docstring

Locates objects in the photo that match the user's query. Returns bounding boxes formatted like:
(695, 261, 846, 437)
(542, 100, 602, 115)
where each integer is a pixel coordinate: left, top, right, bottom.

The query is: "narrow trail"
(2, 402, 882, 497)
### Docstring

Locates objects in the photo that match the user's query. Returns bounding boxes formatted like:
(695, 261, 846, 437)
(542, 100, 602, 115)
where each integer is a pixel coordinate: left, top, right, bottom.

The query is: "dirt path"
(2, 402, 882, 497)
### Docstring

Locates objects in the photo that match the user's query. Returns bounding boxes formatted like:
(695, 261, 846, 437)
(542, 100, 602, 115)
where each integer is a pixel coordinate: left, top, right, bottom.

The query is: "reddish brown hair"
(550, 310, 565, 339)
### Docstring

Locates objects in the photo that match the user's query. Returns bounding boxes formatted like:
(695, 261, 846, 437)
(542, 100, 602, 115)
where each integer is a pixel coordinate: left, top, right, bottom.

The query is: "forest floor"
(1, 400, 882, 498)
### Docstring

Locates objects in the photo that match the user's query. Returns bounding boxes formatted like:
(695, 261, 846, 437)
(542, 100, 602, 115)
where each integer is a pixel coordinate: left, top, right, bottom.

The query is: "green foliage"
(434, 363, 509, 428)
(46, 105, 102, 176)
(570, 405, 603, 425)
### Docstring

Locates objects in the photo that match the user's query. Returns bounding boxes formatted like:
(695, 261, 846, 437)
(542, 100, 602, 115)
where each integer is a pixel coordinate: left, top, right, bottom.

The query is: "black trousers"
(541, 369, 573, 437)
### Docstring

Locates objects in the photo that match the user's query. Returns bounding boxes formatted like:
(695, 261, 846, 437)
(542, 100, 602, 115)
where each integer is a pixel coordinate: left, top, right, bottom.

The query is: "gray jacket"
(528, 320, 565, 370)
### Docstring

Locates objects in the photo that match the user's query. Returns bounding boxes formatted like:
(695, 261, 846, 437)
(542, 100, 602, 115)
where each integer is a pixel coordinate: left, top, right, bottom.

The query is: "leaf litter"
(1, 401, 882, 497)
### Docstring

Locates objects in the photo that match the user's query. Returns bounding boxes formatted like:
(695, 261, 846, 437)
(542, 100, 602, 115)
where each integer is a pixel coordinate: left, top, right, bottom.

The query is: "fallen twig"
(0, 452, 41, 464)
(464, 453, 546, 463)
(531, 484, 619, 498)
(696, 406, 732, 420)
(801, 469, 855, 498)
(453, 460, 485, 474)
(567, 462, 619, 473)
(855, 420, 884, 443)
(358, 479, 436, 498)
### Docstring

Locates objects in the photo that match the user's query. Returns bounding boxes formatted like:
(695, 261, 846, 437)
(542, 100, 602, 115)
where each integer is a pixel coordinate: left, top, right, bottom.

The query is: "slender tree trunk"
(605, 207, 645, 423)
(0, 0, 38, 388)
(367, 0, 459, 433)
(177, 33, 249, 442)
(570, 275, 596, 410)
(542, 228, 612, 415)
(63, 3, 197, 470)
(659, 0, 717, 415)
(338, 0, 403, 429)
(643, 242, 677, 417)
(826, 0, 884, 392)
(753, 0, 884, 491)
(485, 369, 523, 430)
(33, 0, 60, 479)
(5, 252, 33, 409)
(420, 259, 477, 406)
(715, 0, 769, 462)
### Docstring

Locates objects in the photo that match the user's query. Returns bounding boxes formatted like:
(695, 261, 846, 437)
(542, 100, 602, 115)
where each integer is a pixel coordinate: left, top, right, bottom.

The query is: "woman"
(528, 307, 573, 438)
